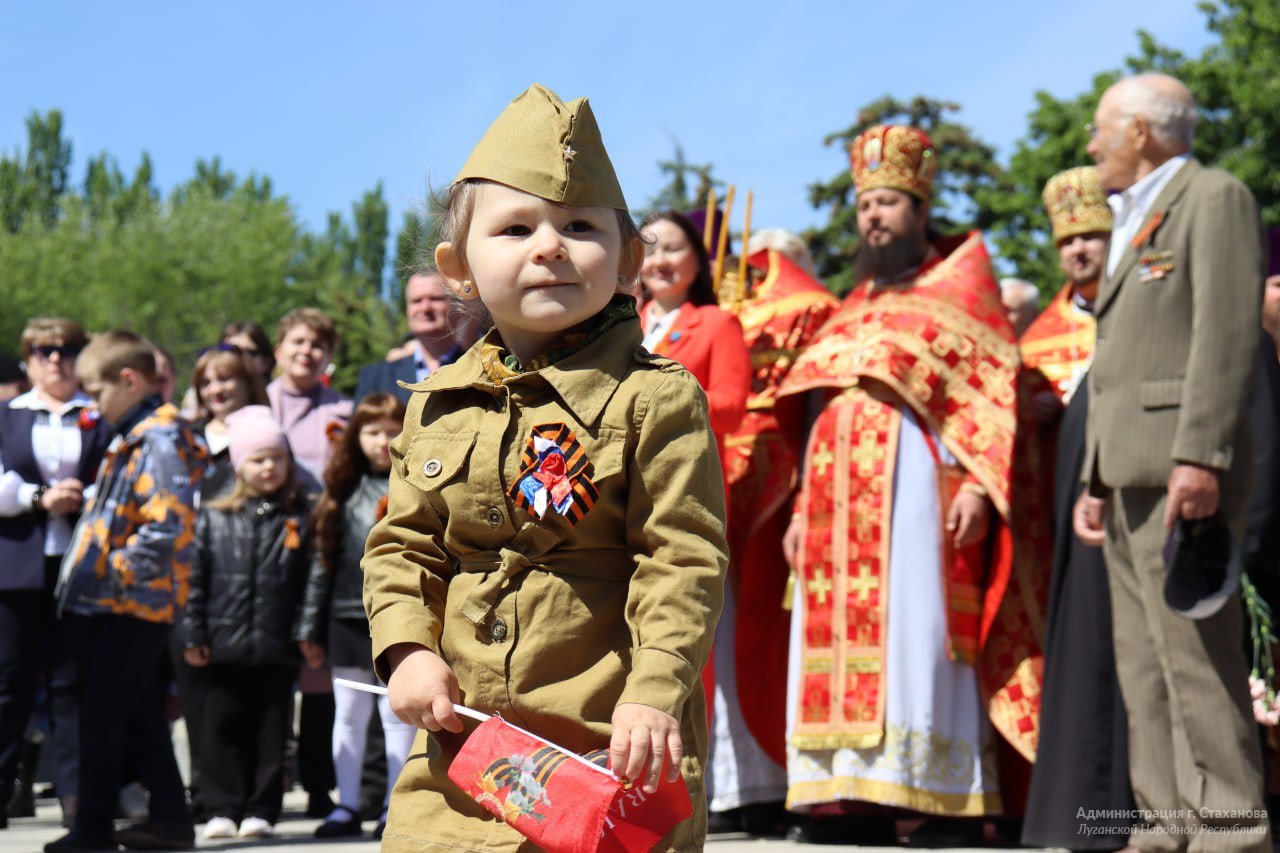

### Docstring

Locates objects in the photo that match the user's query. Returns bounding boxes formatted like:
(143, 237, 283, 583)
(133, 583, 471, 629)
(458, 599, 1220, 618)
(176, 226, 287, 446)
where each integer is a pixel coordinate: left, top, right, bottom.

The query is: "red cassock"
(720, 249, 838, 766)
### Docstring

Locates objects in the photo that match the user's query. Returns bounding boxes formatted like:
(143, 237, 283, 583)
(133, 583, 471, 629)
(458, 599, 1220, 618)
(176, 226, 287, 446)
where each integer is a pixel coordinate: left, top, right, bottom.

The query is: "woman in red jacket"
(638, 211, 751, 457)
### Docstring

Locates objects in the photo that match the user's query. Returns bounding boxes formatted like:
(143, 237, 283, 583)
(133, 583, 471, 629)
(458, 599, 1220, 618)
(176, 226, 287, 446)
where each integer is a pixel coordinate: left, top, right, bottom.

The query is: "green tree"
(641, 140, 722, 218)
(0, 110, 72, 233)
(980, 0, 1280, 290)
(803, 96, 1002, 296)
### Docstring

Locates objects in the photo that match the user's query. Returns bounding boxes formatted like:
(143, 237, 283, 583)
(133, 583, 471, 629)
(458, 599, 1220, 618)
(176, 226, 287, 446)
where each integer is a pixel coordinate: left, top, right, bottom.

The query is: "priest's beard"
(856, 230, 929, 281)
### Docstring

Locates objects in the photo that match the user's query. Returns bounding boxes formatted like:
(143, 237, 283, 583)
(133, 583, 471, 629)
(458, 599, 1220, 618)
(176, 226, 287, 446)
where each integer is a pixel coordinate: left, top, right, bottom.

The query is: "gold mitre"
(454, 83, 627, 210)
(849, 124, 937, 201)
(1043, 166, 1112, 243)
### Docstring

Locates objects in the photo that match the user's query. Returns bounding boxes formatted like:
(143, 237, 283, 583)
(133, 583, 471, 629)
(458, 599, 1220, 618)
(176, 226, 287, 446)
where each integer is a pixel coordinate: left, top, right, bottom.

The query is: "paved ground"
(0, 790, 1005, 852)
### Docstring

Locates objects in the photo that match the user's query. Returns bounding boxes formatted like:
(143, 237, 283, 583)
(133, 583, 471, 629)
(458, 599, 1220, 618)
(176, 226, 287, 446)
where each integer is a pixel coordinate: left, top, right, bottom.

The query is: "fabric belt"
(456, 524, 627, 625)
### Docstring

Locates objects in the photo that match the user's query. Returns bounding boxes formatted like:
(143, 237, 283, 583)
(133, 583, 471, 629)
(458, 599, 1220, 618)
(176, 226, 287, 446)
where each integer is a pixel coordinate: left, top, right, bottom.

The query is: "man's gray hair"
(1114, 73, 1198, 150)
(1000, 277, 1040, 307)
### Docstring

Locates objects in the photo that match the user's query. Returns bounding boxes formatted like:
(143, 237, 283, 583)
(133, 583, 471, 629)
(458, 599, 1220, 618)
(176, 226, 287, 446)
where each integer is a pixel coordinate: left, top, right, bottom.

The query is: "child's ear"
(620, 236, 645, 282)
(435, 242, 467, 295)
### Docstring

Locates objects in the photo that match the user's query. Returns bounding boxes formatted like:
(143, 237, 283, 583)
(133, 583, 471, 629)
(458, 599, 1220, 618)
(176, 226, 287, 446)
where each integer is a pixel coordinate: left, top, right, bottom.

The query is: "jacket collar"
(417, 317, 642, 426)
(1096, 158, 1201, 317)
(118, 401, 183, 447)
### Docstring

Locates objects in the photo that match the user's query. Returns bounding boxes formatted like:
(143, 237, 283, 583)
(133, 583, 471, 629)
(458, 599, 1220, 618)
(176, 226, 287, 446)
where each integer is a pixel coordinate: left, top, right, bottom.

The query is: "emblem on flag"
(448, 716, 692, 852)
(509, 423, 598, 525)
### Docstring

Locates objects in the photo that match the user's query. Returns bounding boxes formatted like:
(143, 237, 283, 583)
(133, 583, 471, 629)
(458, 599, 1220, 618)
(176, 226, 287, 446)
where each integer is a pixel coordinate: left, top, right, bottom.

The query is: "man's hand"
(183, 645, 210, 667)
(782, 515, 803, 569)
(1031, 390, 1065, 427)
(298, 640, 325, 668)
(1073, 492, 1108, 547)
(386, 643, 462, 733)
(610, 703, 682, 795)
(1163, 463, 1220, 531)
(946, 490, 990, 549)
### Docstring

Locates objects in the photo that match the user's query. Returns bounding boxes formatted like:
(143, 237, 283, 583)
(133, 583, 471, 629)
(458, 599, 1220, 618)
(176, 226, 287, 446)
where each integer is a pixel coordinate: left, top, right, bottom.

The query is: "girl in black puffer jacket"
(300, 392, 416, 839)
(182, 405, 315, 841)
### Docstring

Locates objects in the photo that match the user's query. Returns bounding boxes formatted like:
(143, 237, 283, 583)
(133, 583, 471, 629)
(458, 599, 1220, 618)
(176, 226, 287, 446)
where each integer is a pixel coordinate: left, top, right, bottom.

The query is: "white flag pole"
(333, 678, 617, 780)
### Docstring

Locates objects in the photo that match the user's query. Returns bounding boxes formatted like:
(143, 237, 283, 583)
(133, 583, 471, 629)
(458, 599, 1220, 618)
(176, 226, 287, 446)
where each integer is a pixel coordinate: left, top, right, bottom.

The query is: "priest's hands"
(387, 643, 463, 733)
(610, 703, 682, 794)
(946, 490, 990, 548)
(1072, 492, 1107, 547)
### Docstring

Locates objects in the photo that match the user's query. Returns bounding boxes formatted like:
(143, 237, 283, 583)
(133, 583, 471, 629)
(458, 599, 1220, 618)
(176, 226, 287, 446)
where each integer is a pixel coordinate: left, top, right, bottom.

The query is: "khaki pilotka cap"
(453, 83, 629, 211)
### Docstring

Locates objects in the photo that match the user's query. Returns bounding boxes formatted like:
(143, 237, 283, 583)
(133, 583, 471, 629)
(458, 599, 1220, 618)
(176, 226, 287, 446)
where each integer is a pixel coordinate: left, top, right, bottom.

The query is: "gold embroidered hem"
(786, 719, 1002, 817)
(786, 777, 1002, 817)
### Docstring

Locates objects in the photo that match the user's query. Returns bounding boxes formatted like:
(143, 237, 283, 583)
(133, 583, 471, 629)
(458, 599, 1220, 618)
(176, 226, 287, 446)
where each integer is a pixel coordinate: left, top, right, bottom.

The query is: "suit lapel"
(654, 305, 702, 356)
(1096, 159, 1200, 317)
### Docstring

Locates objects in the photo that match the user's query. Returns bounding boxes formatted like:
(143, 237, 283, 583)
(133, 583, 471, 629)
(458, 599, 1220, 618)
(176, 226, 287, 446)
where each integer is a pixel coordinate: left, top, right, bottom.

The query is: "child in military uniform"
(362, 84, 728, 851)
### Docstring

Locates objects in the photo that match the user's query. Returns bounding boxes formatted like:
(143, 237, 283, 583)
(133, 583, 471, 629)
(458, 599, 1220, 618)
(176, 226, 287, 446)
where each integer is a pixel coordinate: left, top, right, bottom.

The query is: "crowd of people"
(0, 70, 1278, 852)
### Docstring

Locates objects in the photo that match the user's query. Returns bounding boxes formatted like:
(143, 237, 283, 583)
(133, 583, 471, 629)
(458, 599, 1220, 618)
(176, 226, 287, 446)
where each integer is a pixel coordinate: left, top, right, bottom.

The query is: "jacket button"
(423, 459, 442, 477)
(486, 507, 504, 528)
(490, 618, 508, 642)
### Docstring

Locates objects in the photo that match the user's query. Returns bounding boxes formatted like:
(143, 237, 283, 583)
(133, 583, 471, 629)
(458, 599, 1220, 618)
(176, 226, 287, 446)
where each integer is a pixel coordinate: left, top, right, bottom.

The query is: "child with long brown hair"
(299, 392, 417, 839)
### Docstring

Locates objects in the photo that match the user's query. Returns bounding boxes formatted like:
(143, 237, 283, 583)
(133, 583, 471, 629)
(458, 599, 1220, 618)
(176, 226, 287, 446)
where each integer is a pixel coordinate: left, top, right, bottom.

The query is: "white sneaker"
(202, 816, 238, 839)
(238, 816, 275, 838)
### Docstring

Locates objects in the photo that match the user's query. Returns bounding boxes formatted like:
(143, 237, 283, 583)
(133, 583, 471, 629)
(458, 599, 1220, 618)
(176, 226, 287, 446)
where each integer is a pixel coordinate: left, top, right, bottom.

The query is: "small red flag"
(446, 716, 691, 853)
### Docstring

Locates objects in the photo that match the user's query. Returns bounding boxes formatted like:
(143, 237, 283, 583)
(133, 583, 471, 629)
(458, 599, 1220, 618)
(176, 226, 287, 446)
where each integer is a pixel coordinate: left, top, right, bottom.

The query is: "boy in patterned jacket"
(47, 330, 207, 853)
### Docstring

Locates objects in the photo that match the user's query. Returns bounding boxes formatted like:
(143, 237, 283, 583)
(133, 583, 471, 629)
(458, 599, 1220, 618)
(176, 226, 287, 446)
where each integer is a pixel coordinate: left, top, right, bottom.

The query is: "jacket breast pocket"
(403, 431, 478, 494)
(1139, 378, 1183, 410)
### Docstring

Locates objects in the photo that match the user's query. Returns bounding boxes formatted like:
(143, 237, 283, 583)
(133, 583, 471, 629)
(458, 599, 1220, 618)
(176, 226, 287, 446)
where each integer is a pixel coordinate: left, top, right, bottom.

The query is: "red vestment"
(777, 232, 1049, 767)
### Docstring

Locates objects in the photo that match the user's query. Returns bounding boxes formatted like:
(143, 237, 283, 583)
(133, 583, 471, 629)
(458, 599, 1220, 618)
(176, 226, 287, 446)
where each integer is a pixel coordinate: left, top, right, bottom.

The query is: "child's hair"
(311, 392, 405, 573)
(75, 330, 157, 386)
(21, 317, 89, 359)
(436, 180, 644, 319)
(638, 211, 718, 307)
(207, 454, 305, 514)
(191, 347, 269, 422)
(275, 307, 339, 353)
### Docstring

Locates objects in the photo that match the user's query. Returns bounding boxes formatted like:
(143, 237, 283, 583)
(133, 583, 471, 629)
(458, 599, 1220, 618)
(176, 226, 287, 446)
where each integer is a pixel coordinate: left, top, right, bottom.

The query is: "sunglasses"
(32, 344, 82, 362)
(199, 342, 262, 359)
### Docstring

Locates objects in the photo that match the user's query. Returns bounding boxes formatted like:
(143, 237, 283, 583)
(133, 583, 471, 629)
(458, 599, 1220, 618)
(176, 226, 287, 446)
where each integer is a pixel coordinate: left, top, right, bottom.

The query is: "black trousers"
(0, 586, 51, 807)
(168, 634, 207, 815)
(64, 614, 189, 838)
(199, 664, 293, 823)
(297, 692, 335, 798)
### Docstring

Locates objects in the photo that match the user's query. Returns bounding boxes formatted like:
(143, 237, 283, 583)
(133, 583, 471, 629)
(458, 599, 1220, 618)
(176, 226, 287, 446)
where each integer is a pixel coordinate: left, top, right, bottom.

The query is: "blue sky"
(1, 1, 1213, 243)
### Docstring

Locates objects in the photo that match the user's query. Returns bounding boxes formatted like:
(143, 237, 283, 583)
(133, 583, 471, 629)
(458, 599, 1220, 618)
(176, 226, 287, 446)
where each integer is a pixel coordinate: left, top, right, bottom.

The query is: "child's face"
(359, 415, 401, 474)
(81, 370, 150, 426)
(199, 368, 251, 421)
(447, 183, 624, 358)
(274, 325, 331, 390)
(239, 447, 290, 496)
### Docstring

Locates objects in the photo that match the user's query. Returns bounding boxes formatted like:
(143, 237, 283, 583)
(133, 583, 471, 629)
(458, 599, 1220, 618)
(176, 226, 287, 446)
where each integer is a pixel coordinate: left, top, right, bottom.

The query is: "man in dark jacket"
(353, 272, 463, 405)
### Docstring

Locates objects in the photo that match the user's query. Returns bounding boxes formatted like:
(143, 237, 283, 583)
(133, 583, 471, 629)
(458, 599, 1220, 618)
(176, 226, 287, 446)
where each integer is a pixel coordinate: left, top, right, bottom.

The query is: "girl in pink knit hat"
(181, 405, 316, 841)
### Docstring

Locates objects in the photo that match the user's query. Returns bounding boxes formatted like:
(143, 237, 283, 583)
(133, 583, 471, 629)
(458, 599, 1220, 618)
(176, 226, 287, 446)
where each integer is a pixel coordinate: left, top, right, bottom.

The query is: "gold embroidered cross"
(810, 443, 835, 478)
(849, 431, 885, 477)
(849, 561, 877, 603)
(808, 569, 833, 605)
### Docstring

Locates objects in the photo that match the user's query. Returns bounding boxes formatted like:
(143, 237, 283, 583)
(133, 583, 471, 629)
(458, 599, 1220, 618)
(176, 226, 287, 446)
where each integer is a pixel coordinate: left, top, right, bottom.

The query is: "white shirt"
(1106, 154, 1190, 277)
(641, 304, 682, 352)
(0, 389, 94, 556)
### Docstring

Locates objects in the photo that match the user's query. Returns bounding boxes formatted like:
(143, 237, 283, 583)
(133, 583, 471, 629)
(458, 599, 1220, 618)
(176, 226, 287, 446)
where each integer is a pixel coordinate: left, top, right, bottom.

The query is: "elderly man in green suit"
(1074, 73, 1270, 851)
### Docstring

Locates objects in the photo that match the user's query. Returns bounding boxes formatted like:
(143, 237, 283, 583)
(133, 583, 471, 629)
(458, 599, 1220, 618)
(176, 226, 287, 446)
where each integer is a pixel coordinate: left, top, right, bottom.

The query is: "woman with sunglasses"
(220, 321, 275, 387)
(0, 318, 112, 828)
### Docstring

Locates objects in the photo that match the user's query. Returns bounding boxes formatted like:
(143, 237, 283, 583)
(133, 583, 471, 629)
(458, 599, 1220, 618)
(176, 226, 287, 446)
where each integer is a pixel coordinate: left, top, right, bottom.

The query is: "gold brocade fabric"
(1018, 284, 1095, 403)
